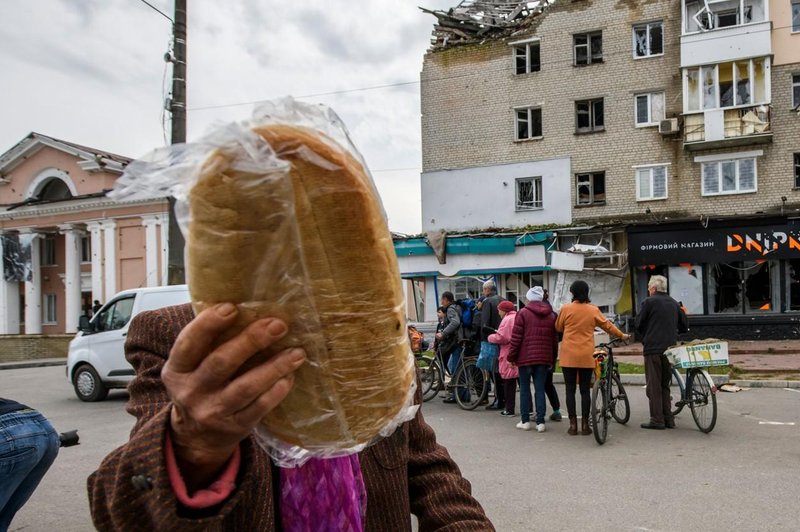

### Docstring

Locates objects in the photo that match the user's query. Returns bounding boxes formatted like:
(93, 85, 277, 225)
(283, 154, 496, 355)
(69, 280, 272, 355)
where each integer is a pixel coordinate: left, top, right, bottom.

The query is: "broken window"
(636, 165, 668, 201)
(788, 259, 800, 311)
(668, 265, 704, 314)
(513, 41, 541, 75)
(515, 107, 543, 140)
(701, 157, 757, 195)
(574, 32, 602, 65)
(707, 260, 779, 314)
(516, 177, 543, 211)
(576, 98, 604, 133)
(576, 172, 605, 205)
(635, 92, 665, 126)
(795, 153, 800, 189)
(684, 57, 769, 112)
(633, 21, 663, 57)
(684, 0, 765, 33)
(793, 1, 800, 32)
(793, 74, 800, 109)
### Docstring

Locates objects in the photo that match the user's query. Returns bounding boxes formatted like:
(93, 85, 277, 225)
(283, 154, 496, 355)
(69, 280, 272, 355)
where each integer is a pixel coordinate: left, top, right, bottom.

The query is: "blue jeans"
(0, 409, 59, 532)
(518, 365, 549, 424)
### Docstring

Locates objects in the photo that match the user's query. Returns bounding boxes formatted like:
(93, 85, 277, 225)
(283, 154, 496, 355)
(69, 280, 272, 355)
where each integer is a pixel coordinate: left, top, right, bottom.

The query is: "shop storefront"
(628, 217, 800, 339)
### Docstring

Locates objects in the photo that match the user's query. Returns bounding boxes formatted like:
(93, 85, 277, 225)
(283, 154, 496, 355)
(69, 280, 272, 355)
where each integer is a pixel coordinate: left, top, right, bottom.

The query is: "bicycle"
(590, 337, 631, 445)
(450, 339, 489, 410)
(416, 349, 443, 403)
(669, 364, 718, 433)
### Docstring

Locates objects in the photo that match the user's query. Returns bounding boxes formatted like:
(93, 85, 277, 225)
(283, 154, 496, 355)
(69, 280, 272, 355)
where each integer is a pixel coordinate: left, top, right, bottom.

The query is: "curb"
(0, 359, 66, 371)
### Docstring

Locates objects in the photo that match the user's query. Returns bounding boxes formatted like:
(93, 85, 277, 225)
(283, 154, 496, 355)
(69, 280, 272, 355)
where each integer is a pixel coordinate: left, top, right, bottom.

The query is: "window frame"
(793, 74, 800, 109)
(80, 235, 91, 264)
(575, 171, 606, 206)
(511, 39, 541, 75)
(634, 92, 666, 127)
(684, 0, 767, 34)
(701, 157, 758, 196)
(514, 106, 543, 141)
(683, 57, 771, 113)
(794, 153, 800, 189)
(635, 164, 670, 201)
(792, 0, 800, 33)
(573, 31, 603, 66)
(41, 236, 56, 266)
(515, 176, 544, 211)
(43, 293, 57, 325)
(632, 21, 664, 58)
(575, 98, 605, 133)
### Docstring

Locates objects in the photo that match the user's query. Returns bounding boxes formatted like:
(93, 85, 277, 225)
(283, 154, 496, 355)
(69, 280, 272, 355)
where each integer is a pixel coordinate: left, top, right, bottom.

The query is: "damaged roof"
(420, 0, 554, 50)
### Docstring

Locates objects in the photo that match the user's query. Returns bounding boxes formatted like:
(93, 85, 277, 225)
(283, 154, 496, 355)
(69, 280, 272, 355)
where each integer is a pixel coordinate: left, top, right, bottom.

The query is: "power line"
(186, 22, 797, 113)
(136, 0, 173, 23)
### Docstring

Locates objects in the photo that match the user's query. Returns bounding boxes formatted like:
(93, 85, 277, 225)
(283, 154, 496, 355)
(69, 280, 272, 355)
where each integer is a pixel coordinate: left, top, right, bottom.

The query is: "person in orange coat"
(555, 280, 630, 436)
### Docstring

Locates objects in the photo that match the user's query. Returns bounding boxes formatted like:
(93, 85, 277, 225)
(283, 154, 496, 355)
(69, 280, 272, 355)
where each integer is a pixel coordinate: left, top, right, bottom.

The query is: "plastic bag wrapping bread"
(109, 98, 418, 466)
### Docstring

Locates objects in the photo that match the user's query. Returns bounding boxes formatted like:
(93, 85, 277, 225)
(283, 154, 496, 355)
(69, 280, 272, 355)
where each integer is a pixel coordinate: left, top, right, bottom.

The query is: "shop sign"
(628, 222, 800, 265)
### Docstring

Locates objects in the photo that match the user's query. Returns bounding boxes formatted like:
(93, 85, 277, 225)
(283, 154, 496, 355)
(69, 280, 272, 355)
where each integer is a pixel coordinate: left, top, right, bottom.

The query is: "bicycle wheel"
(453, 359, 488, 411)
(591, 378, 609, 445)
(417, 357, 441, 402)
(671, 369, 685, 416)
(610, 373, 630, 424)
(688, 369, 717, 433)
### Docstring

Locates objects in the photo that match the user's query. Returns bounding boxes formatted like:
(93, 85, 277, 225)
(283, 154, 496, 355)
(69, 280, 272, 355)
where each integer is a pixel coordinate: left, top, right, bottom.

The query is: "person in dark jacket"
(635, 275, 689, 430)
(480, 281, 505, 411)
(507, 286, 558, 432)
(437, 292, 463, 404)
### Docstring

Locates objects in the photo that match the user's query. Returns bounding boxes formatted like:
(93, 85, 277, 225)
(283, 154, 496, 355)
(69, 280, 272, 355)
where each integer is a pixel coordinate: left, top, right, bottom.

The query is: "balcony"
(683, 105, 772, 151)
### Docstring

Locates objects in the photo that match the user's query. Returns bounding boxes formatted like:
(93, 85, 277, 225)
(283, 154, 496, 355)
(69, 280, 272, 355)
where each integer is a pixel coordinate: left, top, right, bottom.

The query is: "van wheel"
(73, 365, 109, 402)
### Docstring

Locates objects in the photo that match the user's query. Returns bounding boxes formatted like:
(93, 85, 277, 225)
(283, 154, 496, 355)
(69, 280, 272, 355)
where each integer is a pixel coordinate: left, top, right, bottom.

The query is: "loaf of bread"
(187, 123, 415, 453)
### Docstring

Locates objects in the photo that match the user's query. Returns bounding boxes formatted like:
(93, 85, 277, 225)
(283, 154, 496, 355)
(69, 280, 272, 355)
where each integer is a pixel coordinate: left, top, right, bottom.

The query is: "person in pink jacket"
(487, 301, 519, 417)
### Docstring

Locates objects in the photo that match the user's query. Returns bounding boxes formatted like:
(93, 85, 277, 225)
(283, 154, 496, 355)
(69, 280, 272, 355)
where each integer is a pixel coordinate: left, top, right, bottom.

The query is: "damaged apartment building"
(396, 0, 800, 339)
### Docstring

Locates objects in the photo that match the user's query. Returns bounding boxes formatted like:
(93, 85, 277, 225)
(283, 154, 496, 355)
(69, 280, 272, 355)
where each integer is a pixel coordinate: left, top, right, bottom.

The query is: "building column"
(103, 220, 117, 297)
(59, 224, 83, 333)
(21, 231, 42, 334)
(141, 216, 159, 287)
(86, 221, 104, 304)
(0, 234, 21, 334)
(159, 216, 168, 286)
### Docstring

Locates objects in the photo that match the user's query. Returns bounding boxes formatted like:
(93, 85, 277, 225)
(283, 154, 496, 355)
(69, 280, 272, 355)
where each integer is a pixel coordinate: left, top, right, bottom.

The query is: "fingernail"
(266, 320, 287, 337)
(216, 303, 237, 317)
(289, 348, 306, 364)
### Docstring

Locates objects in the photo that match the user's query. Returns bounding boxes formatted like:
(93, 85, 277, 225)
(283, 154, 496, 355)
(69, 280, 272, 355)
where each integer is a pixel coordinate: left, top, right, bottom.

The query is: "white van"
(67, 285, 191, 401)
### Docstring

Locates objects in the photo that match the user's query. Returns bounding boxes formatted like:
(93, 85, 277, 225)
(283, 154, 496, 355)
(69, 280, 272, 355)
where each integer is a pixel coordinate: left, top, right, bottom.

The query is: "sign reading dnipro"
(628, 223, 800, 265)
(665, 342, 730, 369)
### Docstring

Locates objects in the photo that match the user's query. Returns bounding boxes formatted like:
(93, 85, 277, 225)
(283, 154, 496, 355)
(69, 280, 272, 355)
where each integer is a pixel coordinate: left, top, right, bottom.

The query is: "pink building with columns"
(0, 133, 169, 335)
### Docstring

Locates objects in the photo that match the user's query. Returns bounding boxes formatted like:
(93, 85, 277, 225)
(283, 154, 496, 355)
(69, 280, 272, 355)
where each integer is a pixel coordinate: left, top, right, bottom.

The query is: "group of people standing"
(435, 275, 688, 435)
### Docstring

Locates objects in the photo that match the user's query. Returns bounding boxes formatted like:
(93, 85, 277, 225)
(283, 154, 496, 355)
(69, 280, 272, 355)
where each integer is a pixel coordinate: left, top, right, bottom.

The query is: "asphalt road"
(3, 366, 799, 531)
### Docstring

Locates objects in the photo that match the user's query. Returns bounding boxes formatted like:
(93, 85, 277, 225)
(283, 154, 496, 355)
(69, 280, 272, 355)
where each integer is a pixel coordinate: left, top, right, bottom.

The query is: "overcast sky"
(0, 0, 457, 234)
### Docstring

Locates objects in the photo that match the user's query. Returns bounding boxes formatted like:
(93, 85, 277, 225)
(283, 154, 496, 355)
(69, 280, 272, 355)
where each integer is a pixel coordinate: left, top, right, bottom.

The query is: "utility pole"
(167, 0, 187, 284)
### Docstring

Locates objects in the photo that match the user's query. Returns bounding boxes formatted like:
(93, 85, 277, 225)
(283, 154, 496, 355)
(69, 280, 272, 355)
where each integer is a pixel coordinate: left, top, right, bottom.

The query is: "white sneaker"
(516, 421, 532, 431)
(536, 423, 546, 433)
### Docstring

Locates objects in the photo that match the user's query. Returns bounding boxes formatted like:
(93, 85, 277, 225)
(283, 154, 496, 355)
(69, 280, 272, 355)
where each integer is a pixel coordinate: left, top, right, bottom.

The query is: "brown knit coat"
(87, 304, 494, 531)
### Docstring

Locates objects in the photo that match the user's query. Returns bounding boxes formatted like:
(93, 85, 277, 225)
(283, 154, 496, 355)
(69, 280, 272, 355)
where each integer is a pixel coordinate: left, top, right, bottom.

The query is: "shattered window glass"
(592, 172, 606, 202)
(739, 158, 755, 190)
(633, 21, 662, 57)
(735, 61, 750, 105)
(687, 68, 700, 111)
(793, 1, 800, 32)
(514, 46, 527, 74)
(590, 33, 603, 61)
(702, 65, 717, 109)
(592, 99, 604, 127)
(576, 174, 592, 204)
(719, 62, 734, 107)
(529, 42, 541, 72)
(576, 101, 590, 129)
(516, 177, 543, 210)
(702, 162, 719, 194)
(516, 109, 529, 140)
(530, 108, 542, 137)
(721, 161, 736, 191)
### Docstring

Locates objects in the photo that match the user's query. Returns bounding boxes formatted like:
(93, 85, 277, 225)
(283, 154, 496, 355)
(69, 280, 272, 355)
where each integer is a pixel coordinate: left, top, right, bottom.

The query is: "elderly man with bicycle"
(635, 275, 689, 430)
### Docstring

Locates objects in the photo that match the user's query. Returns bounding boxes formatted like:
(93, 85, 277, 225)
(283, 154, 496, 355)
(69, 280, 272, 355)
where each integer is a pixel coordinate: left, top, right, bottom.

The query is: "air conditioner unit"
(659, 118, 679, 135)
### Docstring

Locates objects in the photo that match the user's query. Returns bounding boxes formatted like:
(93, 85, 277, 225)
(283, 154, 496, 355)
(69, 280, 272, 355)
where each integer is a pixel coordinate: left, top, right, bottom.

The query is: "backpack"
(407, 325, 424, 353)
(455, 298, 477, 330)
